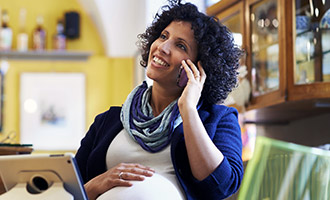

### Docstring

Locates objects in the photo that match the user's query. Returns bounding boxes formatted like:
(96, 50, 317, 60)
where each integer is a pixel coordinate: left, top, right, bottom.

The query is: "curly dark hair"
(138, 0, 242, 104)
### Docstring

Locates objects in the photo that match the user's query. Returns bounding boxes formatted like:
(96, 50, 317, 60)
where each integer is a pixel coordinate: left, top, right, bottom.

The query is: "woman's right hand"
(84, 163, 155, 200)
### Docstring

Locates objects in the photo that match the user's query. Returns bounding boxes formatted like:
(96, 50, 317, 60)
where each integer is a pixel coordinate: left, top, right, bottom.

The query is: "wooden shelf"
(0, 145, 33, 155)
(0, 50, 91, 61)
(244, 98, 330, 124)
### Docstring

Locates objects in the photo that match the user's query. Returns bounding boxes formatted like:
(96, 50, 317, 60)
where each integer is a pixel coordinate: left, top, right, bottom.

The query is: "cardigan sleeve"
(75, 107, 123, 184)
(174, 105, 243, 200)
(194, 107, 243, 199)
(75, 112, 106, 183)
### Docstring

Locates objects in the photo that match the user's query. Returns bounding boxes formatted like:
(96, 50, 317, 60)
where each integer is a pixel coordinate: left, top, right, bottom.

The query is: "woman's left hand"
(178, 59, 206, 111)
(178, 60, 223, 181)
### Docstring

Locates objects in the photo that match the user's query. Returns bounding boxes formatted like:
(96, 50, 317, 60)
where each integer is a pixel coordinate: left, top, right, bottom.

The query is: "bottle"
(17, 8, 28, 51)
(32, 15, 46, 50)
(53, 20, 66, 50)
(0, 10, 13, 51)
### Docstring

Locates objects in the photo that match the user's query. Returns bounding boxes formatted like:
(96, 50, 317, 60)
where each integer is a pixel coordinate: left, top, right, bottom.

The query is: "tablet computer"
(0, 153, 88, 200)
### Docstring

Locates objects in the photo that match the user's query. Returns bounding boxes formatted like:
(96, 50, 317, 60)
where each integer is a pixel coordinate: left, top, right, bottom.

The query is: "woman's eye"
(159, 34, 167, 40)
(177, 43, 187, 51)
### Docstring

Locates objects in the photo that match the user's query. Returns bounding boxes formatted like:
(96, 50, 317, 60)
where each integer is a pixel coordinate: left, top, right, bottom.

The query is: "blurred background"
(0, 0, 329, 163)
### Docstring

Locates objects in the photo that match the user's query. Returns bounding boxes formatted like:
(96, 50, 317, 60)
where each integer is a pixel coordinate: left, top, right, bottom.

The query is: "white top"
(96, 129, 185, 200)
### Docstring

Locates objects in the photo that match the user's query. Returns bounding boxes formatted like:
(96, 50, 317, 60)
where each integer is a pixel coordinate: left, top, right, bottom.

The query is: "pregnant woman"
(75, 1, 244, 199)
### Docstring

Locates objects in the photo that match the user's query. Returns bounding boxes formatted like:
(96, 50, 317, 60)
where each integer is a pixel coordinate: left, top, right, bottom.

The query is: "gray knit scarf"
(120, 81, 182, 153)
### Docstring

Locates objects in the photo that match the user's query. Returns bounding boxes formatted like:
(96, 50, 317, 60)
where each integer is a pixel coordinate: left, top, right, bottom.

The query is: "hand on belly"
(84, 163, 155, 200)
(97, 173, 183, 200)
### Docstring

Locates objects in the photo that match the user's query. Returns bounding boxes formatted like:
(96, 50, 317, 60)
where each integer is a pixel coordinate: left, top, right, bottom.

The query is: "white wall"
(78, 0, 205, 57)
(78, 0, 147, 57)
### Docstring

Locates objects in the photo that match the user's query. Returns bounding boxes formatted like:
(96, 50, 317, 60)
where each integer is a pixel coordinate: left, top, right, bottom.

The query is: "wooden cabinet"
(207, 0, 330, 123)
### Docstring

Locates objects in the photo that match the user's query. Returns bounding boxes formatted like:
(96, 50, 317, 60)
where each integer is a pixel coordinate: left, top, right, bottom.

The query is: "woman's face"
(146, 21, 198, 89)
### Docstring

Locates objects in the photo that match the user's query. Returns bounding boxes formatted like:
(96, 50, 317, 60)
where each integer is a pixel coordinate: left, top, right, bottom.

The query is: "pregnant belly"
(97, 173, 184, 200)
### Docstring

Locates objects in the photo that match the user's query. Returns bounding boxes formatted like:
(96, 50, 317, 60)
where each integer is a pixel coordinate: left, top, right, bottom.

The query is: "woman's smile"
(152, 56, 170, 68)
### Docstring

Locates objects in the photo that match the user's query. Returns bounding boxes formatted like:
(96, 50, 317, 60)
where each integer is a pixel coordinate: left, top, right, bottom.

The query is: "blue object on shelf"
(296, 15, 310, 32)
(320, 8, 330, 28)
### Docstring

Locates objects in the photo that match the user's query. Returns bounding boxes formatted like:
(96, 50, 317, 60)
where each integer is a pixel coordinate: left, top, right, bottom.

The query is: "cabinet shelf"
(296, 27, 330, 37)
(244, 98, 330, 124)
(296, 49, 330, 65)
(0, 50, 91, 61)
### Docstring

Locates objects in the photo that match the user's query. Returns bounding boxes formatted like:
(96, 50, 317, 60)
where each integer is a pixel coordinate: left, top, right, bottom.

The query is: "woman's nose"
(158, 41, 171, 55)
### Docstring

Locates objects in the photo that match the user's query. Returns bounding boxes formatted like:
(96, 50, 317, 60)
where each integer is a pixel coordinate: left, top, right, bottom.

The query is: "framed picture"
(20, 73, 86, 150)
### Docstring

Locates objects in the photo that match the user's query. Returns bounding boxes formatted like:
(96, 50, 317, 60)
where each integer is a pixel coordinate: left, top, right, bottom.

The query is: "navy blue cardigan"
(75, 103, 243, 199)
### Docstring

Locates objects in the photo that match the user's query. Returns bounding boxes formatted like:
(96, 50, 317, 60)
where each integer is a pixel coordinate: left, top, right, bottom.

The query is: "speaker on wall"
(65, 11, 80, 39)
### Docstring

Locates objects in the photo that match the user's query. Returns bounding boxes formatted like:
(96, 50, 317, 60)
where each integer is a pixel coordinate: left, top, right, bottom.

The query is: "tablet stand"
(0, 182, 73, 200)
(0, 171, 73, 199)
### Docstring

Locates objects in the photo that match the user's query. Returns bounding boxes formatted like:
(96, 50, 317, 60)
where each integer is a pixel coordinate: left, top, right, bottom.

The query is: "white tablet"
(0, 153, 88, 200)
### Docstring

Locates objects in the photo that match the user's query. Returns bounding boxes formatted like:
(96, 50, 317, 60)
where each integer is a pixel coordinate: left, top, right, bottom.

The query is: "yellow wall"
(0, 0, 134, 146)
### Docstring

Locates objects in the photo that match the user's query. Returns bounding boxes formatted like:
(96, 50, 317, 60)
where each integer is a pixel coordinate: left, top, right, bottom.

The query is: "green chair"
(238, 136, 330, 200)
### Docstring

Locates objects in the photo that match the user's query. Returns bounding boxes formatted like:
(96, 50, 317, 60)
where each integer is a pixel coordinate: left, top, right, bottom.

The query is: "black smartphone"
(176, 66, 188, 88)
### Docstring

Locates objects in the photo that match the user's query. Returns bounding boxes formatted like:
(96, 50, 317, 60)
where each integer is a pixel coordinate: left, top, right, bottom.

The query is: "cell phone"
(176, 66, 188, 88)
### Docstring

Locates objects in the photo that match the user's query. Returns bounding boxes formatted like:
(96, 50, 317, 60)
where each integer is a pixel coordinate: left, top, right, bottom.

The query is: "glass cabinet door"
(221, 9, 243, 48)
(214, 0, 244, 49)
(250, 0, 279, 96)
(295, 0, 330, 84)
